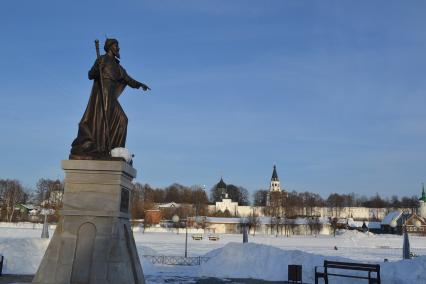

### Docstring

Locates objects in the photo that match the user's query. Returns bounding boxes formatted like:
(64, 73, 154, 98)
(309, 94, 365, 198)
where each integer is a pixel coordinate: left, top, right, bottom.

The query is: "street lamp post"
(41, 188, 49, 239)
(402, 225, 410, 259)
(172, 214, 189, 258)
(172, 214, 180, 235)
(185, 221, 188, 258)
(243, 221, 248, 243)
(41, 209, 49, 239)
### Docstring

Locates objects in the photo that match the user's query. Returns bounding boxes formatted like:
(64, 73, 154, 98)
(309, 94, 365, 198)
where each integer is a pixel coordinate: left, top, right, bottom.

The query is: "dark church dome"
(217, 178, 227, 190)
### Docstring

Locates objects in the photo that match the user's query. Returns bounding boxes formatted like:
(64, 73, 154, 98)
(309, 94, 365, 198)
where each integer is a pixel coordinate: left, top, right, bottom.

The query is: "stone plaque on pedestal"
(32, 160, 145, 284)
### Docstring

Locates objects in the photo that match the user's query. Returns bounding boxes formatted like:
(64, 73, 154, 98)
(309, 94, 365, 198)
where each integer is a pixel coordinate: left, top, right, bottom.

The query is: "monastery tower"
(419, 183, 426, 219)
(269, 165, 281, 192)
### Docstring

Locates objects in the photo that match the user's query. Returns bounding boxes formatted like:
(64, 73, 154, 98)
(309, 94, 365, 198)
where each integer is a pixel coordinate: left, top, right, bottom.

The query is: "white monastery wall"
(210, 203, 389, 220)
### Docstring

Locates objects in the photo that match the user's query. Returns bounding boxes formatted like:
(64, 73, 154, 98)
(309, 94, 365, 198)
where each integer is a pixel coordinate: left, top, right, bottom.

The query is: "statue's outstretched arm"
(122, 68, 150, 91)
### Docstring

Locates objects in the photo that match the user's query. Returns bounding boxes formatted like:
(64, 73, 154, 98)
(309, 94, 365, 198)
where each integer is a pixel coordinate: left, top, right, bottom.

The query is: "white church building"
(209, 165, 399, 221)
(210, 178, 263, 217)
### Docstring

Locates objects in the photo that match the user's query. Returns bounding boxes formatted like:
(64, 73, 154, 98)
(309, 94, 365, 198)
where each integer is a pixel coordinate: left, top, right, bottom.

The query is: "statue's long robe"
(70, 54, 140, 159)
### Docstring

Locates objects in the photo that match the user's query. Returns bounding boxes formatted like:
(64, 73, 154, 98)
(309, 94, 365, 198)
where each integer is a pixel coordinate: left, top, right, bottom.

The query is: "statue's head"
(104, 38, 120, 59)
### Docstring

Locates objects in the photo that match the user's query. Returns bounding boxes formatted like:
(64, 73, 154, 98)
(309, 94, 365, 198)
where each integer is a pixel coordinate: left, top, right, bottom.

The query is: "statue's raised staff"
(70, 38, 150, 160)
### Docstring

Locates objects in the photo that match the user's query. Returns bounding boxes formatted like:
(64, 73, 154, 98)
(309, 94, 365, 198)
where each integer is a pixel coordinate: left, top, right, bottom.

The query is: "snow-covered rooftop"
(347, 219, 381, 229)
(381, 210, 403, 225)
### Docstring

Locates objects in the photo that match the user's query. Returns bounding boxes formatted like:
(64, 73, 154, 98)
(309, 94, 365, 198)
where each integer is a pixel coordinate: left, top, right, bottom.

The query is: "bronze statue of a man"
(70, 39, 150, 160)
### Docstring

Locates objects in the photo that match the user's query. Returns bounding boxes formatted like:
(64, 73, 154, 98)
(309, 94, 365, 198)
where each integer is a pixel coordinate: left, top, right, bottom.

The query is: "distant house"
(145, 209, 162, 225)
(381, 210, 426, 235)
(367, 222, 382, 233)
(205, 217, 242, 234)
(14, 204, 35, 214)
(347, 218, 381, 233)
(403, 214, 426, 235)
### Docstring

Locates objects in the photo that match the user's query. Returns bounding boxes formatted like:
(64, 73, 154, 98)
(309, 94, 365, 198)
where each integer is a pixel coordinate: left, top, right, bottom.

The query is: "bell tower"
(419, 183, 426, 219)
(269, 165, 281, 192)
(266, 165, 283, 207)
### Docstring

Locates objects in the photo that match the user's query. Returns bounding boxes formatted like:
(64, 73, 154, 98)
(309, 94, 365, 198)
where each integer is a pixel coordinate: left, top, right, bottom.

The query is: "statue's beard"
(114, 52, 120, 59)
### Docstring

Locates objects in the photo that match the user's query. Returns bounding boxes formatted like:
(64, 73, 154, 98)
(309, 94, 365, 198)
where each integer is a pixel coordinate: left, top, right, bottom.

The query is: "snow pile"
(198, 242, 346, 282)
(382, 256, 426, 283)
(335, 229, 371, 237)
(198, 242, 426, 283)
(0, 238, 49, 274)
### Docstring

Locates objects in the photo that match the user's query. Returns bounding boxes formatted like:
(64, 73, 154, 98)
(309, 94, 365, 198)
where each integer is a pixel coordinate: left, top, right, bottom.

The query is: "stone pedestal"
(33, 160, 145, 284)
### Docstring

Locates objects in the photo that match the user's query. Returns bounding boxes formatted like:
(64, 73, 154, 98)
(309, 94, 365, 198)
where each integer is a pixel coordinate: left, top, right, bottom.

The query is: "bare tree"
(330, 217, 338, 237)
(247, 211, 261, 236)
(36, 179, 64, 208)
(265, 191, 283, 235)
(288, 218, 297, 235)
(301, 192, 324, 216)
(307, 216, 322, 236)
(326, 193, 345, 217)
(390, 195, 401, 208)
(35, 179, 64, 222)
(281, 217, 289, 237)
(283, 191, 300, 217)
(401, 196, 419, 212)
(210, 183, 250, 205)
(0, 179, 27, 222)
(253, 190, 268, 206)
(191, 185, 209, 216)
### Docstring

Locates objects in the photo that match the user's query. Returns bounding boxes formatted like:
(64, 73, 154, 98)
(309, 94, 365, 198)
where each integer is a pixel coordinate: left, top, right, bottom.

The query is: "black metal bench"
(315, 260, 380, 284)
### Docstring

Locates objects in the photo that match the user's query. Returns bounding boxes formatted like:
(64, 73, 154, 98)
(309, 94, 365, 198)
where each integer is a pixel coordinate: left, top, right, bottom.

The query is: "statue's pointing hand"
(139, 83, 151, 91)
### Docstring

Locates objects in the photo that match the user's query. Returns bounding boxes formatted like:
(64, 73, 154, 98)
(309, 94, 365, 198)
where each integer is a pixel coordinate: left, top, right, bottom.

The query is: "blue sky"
(0, 1, 425, 198)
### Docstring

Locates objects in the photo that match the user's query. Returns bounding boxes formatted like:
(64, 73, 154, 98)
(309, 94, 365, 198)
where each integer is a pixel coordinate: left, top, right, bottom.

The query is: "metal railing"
(143, 255, 210, 266)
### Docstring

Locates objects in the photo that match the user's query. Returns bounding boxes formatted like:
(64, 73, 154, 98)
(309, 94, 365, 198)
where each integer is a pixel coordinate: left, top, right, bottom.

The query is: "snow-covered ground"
(0, 224, 425, 283)
(134, 229, 426, 262)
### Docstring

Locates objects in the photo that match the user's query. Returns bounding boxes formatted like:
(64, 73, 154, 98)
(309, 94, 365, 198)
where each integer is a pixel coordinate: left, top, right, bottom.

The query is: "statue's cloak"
(70, 54, 139, 159)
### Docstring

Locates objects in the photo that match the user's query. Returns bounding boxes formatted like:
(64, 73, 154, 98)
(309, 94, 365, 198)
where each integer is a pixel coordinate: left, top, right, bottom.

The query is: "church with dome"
(209, 165, 286, 217)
